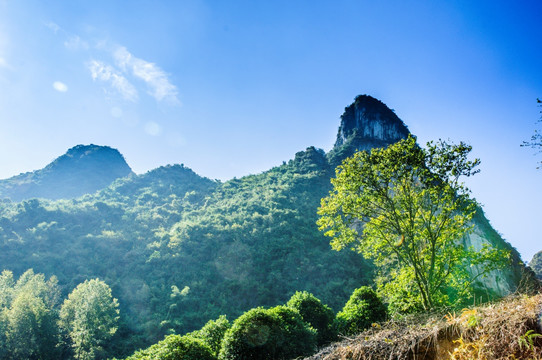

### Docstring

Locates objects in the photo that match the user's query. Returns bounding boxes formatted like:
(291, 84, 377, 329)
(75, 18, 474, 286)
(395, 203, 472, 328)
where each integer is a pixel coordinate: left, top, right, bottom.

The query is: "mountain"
(0, 95, 534, 357)
(327, 95, 410, 166)
(0, 144, 133, 201)
(528, 251, 542, 280)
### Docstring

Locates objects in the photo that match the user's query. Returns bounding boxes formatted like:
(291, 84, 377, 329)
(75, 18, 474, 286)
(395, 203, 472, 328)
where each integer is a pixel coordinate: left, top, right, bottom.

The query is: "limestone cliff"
(327, 95, 410, 165)
(328, 95, 535, 298)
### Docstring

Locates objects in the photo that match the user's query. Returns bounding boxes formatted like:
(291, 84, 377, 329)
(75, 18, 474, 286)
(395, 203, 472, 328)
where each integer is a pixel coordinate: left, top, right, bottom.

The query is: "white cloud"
(144, 121, 162, 136)
(114, 47, 179, 104)
(87, 59, 138, 102)
(52, 81, 68, 92)
(44, 22, 61, 34)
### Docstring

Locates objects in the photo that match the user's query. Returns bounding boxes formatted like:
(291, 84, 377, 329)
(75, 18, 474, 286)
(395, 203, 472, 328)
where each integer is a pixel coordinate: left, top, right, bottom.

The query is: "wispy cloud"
(64, 35, 89, 51)
(46, 22, 179, 107)
(52, 81, 68, 92)
(44, 21, 61, 34)
(114, 47, 179, 104)
(87, 60, 138, 102)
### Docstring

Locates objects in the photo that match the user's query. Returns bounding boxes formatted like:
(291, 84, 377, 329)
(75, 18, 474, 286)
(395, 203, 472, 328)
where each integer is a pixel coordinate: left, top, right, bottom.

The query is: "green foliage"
(0, 133, 525, 357)
(318, 136, 511, 311)
(59, 279, 120, 360)
(125, 334, 215, 360)
(190, 315, 230, 356)
(286, 291, 336, 346)
(518, 329, 542, 352)
(218, 306, 316, 360)
(334, 286, 387, 336)
(529, 251, 542, 280)
(0, 152, 372, 355)
(0, 269, 61, 360)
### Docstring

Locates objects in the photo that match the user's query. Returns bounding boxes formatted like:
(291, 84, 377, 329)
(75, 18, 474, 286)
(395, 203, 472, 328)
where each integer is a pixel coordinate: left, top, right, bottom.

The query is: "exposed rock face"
(0, 144, 133, 201)
(334, 94, 410, 149)
(327, 95, 410, 166)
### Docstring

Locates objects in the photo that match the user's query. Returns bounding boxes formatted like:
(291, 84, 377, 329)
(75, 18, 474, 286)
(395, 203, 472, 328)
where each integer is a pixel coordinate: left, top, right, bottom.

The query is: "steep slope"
(0, 144, 133, 201)
(327, 95, 410, 166)
(328, 95, 531, 298)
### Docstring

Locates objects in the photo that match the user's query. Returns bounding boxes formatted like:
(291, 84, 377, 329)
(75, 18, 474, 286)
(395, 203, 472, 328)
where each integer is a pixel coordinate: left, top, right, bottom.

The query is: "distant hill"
(0, 144, 133, 201)
(0, 95, 534, 357)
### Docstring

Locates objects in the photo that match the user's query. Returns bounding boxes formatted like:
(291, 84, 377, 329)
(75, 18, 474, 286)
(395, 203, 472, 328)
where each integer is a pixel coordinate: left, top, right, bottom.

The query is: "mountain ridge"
(0, 144, 133, 201)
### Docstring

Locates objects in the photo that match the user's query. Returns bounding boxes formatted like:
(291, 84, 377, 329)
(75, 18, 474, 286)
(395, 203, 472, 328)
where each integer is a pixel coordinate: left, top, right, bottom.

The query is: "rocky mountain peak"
(334, 95, 410, 149)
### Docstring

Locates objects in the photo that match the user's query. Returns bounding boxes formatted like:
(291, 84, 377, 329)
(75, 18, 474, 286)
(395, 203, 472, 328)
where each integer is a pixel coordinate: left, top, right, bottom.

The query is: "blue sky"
(0, 0, 541, 261)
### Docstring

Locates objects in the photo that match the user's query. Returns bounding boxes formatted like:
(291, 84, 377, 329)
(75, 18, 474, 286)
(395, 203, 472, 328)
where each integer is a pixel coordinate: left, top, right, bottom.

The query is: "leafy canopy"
(318, 136, 509, 311)
(286, 291, 336, 346)
(218, 306, 316, 360)
(59, 279, 120, 360)
(334, 286, 387, 336)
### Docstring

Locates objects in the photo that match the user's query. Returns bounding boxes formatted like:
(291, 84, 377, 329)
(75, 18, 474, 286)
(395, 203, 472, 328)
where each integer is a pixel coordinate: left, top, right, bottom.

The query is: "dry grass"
(305, 294, 542, 360)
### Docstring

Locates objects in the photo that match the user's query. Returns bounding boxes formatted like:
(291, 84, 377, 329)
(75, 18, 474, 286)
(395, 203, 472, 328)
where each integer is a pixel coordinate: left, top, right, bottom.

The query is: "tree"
(124, 334, 215, 360)
(59, 279, 119, 360)
(218, 306, 316, 360)
(334, 286, 386, 336)
(5, 292, 59, 359)
(189, 315, 230, 357)
(0, 269, 60, 360)
(286, 291, 336, 346)
(317, 136, 509, 312)
(522, 98, 542, 168)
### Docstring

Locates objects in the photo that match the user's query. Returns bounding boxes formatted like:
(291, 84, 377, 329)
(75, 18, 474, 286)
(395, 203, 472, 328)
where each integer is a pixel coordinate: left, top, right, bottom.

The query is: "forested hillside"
(0, 145, 133, 201)
(0, 95, 531, 357)
(0, 153, 373, 354)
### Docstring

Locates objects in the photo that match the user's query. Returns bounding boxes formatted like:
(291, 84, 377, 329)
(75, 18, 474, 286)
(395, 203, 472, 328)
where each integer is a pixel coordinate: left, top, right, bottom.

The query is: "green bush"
(334, 286, 387, 336)
(125, 334, 214, 360)
(286, 291, 336, 346)
(218, 306, 316, 360)
(190, 315, 230, 356)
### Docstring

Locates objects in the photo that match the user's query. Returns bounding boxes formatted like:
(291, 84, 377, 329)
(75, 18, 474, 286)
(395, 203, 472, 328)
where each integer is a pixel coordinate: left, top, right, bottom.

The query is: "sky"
(0, 0, 541, 262)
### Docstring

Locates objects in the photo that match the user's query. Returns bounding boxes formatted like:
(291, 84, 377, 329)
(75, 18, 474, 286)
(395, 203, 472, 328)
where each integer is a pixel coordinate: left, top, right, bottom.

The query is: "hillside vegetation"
(0, 151, 373, 355)
(0, 95, 534, 358)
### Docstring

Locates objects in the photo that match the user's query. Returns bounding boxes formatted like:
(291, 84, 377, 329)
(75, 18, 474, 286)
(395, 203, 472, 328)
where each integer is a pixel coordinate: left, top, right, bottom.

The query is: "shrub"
(190, 315, 230, 356)
(334, 286, 387, 336)
(218, 306, 316, 360)
(125, 334, 214, 360)
(286, 291, 336, 346)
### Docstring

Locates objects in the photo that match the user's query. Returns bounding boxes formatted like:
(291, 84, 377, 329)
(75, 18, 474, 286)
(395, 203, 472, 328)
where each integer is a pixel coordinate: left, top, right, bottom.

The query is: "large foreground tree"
(317, 136, 509, 312)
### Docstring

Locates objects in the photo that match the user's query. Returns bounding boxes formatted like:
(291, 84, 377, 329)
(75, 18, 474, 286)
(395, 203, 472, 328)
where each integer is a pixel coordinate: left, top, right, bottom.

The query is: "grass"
(305, 294, 542, 360)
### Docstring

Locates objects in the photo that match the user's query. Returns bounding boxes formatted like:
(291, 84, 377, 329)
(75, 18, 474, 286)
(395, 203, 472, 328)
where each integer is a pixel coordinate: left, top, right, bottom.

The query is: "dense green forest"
(0, 148, 373, 356)
(0, 95, 533, 359)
